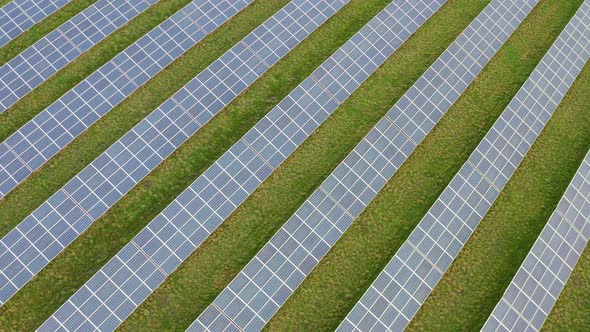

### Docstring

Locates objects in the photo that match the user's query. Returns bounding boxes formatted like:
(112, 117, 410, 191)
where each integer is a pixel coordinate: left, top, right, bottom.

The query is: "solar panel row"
(0, 0, 72, 48)
(0, 0, 252, 200)
(340, 2, 590, 331)
(0, 0, 160, 114)
(41, 0, 446, 331)
(0, 0, 585, 331)
(192, 1, 542, 331)
(1, 0, 347, 324)
(483, 149, 590, 332)
(179, 2, 556, 332)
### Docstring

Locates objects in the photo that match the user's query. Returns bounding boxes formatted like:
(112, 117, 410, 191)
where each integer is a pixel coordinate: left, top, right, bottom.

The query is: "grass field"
(0, 0, 588, 330)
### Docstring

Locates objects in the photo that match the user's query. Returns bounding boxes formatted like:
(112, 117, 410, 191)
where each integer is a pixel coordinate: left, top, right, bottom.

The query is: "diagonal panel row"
(42, 0, 446, 331)
(340, 2, 590, 331)
(0, 0, 159, 114)
(0, 0, 254, 199)
(0, 0, 347, 316)
(483, 150, 590, 332)
(191, 0, 542, 331)
(0, 0, 72, 48)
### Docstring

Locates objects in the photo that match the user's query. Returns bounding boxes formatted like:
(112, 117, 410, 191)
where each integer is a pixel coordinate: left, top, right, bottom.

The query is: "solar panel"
(39, 0, 445, 330)
(0, 0, 73, 48)
(0, 0, 160, 114)
(0, 0, 348, 316)
(338, 2, 590, 331)
(187, 0, 544, 331)
(0, 0, 254, 200)
(482, 150, 590, 332)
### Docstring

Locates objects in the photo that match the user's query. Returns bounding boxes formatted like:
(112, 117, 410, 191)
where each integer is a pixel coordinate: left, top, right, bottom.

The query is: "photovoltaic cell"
(482, 150, 590, 332)
(188, 0, 542, 331)
(0, 0, 159, 114)
(0, 0, 346, 322)
(40, 0, 445, 331)
(0, 0, 253, 199)
(0, 0, 72, 48)
(339, 2, 590, 331)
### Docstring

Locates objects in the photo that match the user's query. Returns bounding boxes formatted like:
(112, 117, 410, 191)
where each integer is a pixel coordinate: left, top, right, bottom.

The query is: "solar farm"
(0, 0, 588, 331)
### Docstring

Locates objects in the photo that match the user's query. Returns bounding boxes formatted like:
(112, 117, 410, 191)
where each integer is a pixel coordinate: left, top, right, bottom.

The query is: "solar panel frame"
(339, 2, 590, 331)
(187, 0, 545, 331)
(0, 0, 73, 48)
(0, 0, 160, 114)
(0, 0, 254, 200)
(40, 0, 447, 331)
(482, 150, 590, 332)
(0, 0, 348, 323)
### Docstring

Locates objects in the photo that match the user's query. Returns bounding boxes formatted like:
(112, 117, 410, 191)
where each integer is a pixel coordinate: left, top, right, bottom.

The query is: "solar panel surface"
(0, 0, 252, 199)
(339, 2, 590, 331)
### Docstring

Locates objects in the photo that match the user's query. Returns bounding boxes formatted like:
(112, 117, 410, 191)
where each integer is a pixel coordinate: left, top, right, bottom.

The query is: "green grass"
(0, 0, 393, 330)
(120, 0, 502, 330)
(0, 0, 203, 141)
(0, 0, 95, 61)
(263, 0, 586, 331)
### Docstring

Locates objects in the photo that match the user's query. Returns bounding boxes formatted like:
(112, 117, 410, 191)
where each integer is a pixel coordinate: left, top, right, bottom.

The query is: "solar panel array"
(0, 0, 255, 200)
(483, 150, 590, 332)
(339, 2, 590, 331)
(177, 3, 561, 332)
(0, 0, 346, 321)
(191, 1, 543, 331)
(41, 0, 446, 330)
(0, 0, 72, 48)
(0, 0, 160, 114)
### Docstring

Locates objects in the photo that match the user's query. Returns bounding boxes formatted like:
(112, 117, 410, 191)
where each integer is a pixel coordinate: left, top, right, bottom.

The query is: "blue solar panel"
(172, 0, 538, 330)
(483, 149, 590, 332)
(0, 0, 254, 200)
(0, 0, 159, 114)
(339, 2, 590, 331)
(1, 0, 347, 319)
(0, 0, 72, 48)
(41, 0, 444, 330)
(186, 0, 544, 331)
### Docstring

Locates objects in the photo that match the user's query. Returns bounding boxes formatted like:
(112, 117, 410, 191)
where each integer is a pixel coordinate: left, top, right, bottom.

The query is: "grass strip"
(0, 0, 390, 329)
(260, 0, 586, 330)
(0, 0, 95, 61)
(0, 0, 200, 141)
(117, 0, 498, 330)
(543, 244, 590, 330)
